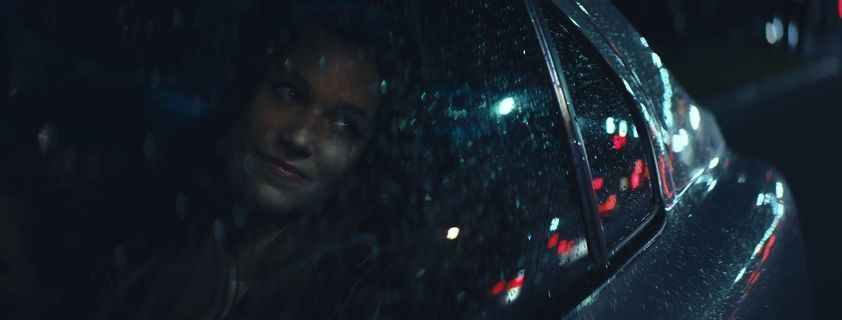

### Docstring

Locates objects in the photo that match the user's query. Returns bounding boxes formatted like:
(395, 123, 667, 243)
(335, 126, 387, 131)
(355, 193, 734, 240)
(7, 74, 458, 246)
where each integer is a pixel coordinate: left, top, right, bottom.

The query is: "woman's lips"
(254, 152, 309, 184)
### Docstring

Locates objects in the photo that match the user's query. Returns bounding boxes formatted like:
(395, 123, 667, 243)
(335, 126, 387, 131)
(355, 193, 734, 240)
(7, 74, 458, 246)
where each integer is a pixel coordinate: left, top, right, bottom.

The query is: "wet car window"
(542, 4, 657, 248)
(2, 1, 590, 319)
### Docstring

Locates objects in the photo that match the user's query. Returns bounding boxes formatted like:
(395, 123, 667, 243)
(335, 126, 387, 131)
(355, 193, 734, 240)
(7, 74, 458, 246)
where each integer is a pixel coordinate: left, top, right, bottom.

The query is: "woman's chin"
(248, 181, 309, 215)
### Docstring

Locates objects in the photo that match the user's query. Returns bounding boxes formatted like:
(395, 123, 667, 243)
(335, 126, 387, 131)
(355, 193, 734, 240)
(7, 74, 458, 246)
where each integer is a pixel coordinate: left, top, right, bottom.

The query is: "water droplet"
(456, 291, 466, 301)
(37, 122, 57, 156)
(380, 80, 388, 95)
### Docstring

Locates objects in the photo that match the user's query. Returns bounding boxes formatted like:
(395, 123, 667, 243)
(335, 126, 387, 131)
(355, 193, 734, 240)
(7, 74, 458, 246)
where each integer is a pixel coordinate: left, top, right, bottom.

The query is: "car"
(0, 0, 809, 319)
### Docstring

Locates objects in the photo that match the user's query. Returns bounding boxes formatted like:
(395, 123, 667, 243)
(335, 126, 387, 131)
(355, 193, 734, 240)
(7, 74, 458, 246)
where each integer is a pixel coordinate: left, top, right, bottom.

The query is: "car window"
(1, 1, 589, 319)
(542, 3, 657, 248)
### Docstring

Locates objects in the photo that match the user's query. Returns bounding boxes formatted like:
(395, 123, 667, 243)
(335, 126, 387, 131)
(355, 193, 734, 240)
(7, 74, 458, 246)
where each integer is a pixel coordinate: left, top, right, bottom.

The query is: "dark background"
(613, 0, 841, 317)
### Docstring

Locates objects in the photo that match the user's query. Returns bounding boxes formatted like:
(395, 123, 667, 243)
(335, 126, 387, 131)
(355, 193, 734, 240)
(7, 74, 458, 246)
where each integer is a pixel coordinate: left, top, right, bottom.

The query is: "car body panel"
(566, 154, 808, 319)
(541, 1, 809, 318)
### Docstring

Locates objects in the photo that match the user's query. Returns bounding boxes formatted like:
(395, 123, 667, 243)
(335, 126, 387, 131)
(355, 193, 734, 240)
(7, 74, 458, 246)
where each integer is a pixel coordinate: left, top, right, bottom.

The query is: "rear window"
(543, 3, 658, 248)
(1, 1, 589, 319)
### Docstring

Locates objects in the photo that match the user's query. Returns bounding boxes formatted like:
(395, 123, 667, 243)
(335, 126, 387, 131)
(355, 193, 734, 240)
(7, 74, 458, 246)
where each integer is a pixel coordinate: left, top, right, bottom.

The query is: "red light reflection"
(547, 233, 559, 249)
(613, 134, 627, 150)
(490, 280, 505, 295)
(748, 270, 761, 284)
(592, 177, 604, 191)
(599, 194, 618, 215)
(659, 156, 673, 198)
(556, 239, 575, 255)
(506, 274, 525, 291)
(630, 159, 645, 190)
(762, 235, 777, 262)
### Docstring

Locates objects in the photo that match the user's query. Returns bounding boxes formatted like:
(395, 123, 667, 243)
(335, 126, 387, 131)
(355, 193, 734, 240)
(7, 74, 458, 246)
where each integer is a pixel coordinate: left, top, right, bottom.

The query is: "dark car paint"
(567, 156, 808, 319)
(535, 0, 809, 318)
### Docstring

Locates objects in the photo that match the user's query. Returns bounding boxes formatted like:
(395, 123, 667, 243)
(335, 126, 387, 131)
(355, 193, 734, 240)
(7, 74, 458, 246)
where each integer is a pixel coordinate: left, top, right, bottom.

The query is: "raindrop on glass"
(380, 79, 388, 95)
(37, 121, 58, 156)
(456, 291, 466, 302)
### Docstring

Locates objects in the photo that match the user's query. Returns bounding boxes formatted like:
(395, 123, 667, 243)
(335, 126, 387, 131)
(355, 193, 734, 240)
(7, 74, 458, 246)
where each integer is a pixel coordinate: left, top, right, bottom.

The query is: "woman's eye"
(334, 119, 361, 137)
(273, 84, 301, 103)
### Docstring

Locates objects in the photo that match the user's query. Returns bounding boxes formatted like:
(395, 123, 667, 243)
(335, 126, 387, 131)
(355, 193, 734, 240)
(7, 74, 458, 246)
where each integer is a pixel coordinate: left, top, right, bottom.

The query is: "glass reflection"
(689, 105, 701, 130)
(446, 226, 460, 240)
(496, 96, 516, 115)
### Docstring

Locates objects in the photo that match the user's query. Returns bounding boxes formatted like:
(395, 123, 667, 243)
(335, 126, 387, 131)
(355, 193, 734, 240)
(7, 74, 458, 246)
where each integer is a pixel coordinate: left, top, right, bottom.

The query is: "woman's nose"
(277, 117, 317, 160)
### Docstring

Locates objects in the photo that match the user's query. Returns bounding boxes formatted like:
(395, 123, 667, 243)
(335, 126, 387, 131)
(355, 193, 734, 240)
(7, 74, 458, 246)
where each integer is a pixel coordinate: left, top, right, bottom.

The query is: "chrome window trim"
(543, 0, 667, 258)
(525, 0, 609, 267)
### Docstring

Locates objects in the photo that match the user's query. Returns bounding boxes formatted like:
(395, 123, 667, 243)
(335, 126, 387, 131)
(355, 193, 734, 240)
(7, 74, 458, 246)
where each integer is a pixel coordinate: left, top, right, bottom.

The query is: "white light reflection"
(549, 217, 560, 231)
(706, 178, 718, 193)
(632, 124, 639, 138)
(775, 182, 784, 199)
(622, 78, 633, 94)
(773, 18, 783, 41)
(496, 97, 516, 115)
(734, 267, 747, 283)
(708, 157, 720, 169)
(576, 1, 590, 15)
(618, 120, 628, 137)
(606, 117, 616, 134)
(505, 287, 521, 304)
(765, 17, 784, 45)
(558, 239, 588, 266)
(446, 227, 460, 240)
(671, 129, 689, 153)
(787, 22, 799, 48)
(765, 22, 778, 44)
(651, 52, 663, 68)
(689, 105, 701, 130)
(639, 36, 650, 48)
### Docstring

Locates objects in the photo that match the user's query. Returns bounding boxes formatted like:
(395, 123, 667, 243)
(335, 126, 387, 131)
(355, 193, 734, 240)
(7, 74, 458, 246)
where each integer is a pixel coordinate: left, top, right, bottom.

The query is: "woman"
(94, 2, 415, 319)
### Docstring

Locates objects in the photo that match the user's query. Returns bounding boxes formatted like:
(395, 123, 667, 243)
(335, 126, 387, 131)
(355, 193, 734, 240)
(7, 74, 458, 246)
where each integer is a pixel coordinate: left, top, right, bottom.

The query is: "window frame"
(525, 0, 666, 304)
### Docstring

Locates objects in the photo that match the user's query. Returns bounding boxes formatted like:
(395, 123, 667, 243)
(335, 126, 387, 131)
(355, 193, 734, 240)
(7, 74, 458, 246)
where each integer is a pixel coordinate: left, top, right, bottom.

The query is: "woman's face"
(229, 30, 383, 216)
